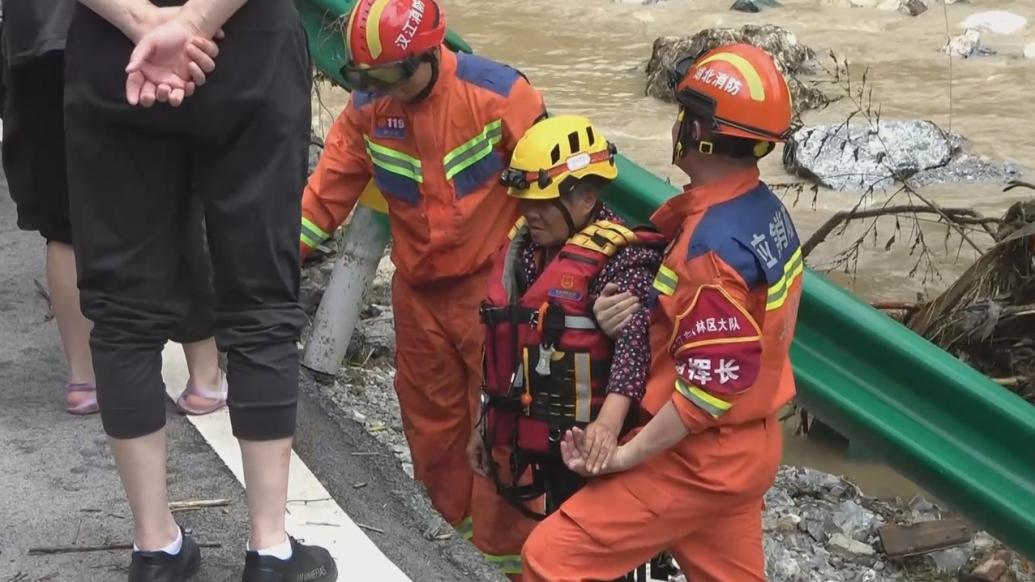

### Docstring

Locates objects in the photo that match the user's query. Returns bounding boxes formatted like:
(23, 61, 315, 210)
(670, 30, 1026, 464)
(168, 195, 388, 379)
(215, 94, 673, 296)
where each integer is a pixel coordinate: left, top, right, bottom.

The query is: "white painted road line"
(161, 342, 412, 581)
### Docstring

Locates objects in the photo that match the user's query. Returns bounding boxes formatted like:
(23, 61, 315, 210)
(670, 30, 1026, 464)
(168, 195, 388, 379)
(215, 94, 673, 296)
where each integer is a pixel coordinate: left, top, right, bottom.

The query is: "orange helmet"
(341, 0, 446, 90)
(671, 43, 793, 160)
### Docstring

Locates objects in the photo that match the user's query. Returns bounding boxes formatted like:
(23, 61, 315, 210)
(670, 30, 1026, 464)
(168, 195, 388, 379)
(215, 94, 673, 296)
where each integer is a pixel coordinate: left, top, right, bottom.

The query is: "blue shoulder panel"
(455, 53, 521, 98)
(687, 183, 802, 289)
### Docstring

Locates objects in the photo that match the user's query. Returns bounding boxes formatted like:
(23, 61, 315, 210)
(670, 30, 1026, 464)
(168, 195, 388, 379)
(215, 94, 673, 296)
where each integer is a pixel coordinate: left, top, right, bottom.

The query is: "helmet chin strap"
(407, 51, 440, 104)
(552, 199, 578, 239)
(551, 198, 601, 239)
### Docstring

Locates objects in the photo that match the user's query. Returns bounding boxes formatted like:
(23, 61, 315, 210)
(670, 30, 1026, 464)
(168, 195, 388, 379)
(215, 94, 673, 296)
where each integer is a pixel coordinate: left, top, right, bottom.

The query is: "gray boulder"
(782, 120, 1021, 192)
(944, 29, 996, 58)
(730, 0, 781, 12)
(899, 0, 928, 16)
(644, 25, 830, 118)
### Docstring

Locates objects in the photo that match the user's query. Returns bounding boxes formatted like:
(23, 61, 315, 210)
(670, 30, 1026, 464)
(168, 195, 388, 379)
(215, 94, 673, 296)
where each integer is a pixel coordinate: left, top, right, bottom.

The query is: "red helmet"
(344, 0, 446, 68)
(671, 43, 793, 160)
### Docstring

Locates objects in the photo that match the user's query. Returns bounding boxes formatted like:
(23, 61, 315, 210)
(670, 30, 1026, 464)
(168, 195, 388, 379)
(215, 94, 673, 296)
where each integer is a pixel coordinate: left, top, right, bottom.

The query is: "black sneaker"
(128, 528, 201, 582)
(241, 537, 337, 582)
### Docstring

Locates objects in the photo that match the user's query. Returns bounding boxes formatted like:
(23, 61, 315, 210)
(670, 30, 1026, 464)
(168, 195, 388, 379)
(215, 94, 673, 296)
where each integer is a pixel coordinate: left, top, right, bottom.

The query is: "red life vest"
(479, 217, 666, 456)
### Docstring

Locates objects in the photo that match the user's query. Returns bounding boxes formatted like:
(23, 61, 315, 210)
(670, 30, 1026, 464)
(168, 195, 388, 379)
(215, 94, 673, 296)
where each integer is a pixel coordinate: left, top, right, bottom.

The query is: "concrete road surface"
(0, 175, 503, 582)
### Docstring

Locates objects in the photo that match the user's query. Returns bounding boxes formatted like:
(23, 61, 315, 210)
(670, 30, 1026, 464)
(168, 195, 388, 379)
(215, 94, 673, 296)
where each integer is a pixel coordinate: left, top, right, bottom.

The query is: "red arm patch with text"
(672, 286, 762, 398)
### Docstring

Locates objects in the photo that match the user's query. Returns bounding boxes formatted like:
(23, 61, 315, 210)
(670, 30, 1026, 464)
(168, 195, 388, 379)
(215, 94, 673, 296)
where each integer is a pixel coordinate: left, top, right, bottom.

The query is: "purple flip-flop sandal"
(65, 382, 99, 415)
(175, 371, 228, 416)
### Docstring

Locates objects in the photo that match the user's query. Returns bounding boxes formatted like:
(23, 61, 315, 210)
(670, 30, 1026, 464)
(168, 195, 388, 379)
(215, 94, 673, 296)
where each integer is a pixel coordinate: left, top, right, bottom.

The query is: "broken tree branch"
(169, 499, 230, 513)
(357, 523, 385, 534)
(803, 205, 991, 257)
(872, 301, 920, 312)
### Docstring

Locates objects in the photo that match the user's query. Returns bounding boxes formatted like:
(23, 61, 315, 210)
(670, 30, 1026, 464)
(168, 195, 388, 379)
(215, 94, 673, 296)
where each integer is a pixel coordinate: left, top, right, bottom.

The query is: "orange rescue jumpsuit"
(522, 167, 804, 582)
(301, 48, 546, 533)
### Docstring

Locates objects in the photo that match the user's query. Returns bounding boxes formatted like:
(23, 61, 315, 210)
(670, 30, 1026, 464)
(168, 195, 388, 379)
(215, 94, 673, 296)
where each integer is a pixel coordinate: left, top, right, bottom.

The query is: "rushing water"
(314, 0, 1035, 499)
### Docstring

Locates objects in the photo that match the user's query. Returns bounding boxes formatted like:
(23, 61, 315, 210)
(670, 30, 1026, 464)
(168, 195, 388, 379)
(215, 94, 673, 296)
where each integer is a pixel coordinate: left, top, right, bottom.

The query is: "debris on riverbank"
(906, 190, 1035, 404)
(644, 25, 830, 119)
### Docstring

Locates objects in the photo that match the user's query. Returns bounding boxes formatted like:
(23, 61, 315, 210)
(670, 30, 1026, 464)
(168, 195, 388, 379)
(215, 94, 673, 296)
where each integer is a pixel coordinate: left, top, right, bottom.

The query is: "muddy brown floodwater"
(311, 0, 1035, 499)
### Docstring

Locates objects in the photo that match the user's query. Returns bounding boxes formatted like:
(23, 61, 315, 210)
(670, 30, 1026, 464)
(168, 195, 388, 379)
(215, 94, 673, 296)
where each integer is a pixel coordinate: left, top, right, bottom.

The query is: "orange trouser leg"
(669, 502, 766, 582)
(471, 447, 544, 581)
(392, 271, 486, 526)
(522, 418, 780, 582)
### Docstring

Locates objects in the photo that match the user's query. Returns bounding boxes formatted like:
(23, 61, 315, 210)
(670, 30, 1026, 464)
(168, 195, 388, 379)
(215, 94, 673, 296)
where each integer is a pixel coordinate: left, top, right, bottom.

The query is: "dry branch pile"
(906, 184, 1035, 403)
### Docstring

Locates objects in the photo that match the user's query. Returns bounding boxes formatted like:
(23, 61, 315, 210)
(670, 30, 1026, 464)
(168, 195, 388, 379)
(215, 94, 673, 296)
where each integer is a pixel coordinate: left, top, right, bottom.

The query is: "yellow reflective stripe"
(364, 137, 423, 182)
(345, 1, 361, 57)
(673, 335, 762, 358)
(766, 248, 804, 311)
(675, 379, 732, 418)
(697, 52, 766, 102)
(365, 0, 392, 60)
(452, 516, 473, 540)
(300, 231, 320, 249)
(653, 265, 678, 296)
(443, 120, 503, 180)
(484, 553, 523, 575)
(301, 217, 331, 242)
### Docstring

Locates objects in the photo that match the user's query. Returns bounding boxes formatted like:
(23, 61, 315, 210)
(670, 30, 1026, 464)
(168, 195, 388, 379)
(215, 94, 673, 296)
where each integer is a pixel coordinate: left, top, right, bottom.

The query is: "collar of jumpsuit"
(650, 166, 761, 238)
(399, 46, 457, 107)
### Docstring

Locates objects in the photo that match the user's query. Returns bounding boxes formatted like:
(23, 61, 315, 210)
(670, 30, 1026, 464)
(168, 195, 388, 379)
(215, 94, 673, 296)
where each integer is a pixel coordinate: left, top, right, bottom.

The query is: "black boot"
(241, 537, 337, 582)
(128, 528, 201, 582)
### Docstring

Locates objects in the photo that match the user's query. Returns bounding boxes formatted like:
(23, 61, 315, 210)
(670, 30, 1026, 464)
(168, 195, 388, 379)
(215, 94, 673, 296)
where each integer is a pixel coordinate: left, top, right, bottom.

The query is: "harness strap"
(480, 305, 597, 331)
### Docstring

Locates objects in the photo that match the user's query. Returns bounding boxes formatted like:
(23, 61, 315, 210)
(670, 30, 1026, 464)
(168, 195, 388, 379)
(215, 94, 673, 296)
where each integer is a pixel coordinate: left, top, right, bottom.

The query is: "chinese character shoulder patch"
(671, 285, 762, 400)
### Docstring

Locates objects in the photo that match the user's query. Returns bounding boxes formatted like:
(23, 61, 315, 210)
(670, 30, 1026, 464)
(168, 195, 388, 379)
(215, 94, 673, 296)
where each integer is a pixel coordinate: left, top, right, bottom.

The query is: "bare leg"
(180, 338, 224, 410)
(46, 242, 95, 407)
(240, 437, 292, 548)
(110, 429, 179, 550)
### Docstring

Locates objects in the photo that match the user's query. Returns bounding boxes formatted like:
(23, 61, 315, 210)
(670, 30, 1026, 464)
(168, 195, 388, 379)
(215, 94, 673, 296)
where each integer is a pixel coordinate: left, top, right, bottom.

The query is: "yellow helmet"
(501, 115, 618, 200)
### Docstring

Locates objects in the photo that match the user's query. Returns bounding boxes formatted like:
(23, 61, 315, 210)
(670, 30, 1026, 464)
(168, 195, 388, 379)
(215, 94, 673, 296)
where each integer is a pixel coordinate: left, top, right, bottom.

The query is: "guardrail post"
(302, 185, 391, 375)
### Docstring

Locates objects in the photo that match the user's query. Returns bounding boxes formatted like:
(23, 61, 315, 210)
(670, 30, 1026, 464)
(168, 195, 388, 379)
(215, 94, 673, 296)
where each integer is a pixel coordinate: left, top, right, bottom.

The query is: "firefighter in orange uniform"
(521, 43, 803, 582)
(468, 115, 665, 579)
(300, 0, 546, 540)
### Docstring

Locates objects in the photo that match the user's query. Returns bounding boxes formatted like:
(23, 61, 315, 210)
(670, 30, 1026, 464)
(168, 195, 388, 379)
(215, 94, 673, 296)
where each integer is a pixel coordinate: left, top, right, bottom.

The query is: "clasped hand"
(559, 425, 633, 478)
(125, 5, 223, 107)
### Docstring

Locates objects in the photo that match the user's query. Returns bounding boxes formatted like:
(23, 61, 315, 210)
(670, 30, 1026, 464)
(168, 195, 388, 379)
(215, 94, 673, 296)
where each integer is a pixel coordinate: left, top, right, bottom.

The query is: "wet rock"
(972, 532, 998, 552)
(908, 495, 941, 522)
(849, 0, 921, 12)
(366, 253, 395, 307)
(300, 261, 334, 316)
(929, 546, 971, 574)
(964, 555, 1010, 582)
(830, 533, 877, 558)
(350, 313, 395, 360)
(644, 25, 829, 118)
(944, 29, 997, 58)
(833, 500, 881, 541)
(308, 138, 323, 175)
(961, 11, 1027, 36)
(783, 119, 1020, 192)
(898, 0, 927, 16)
(730, 0, 780, 13)
(779, 466, 849, 497)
